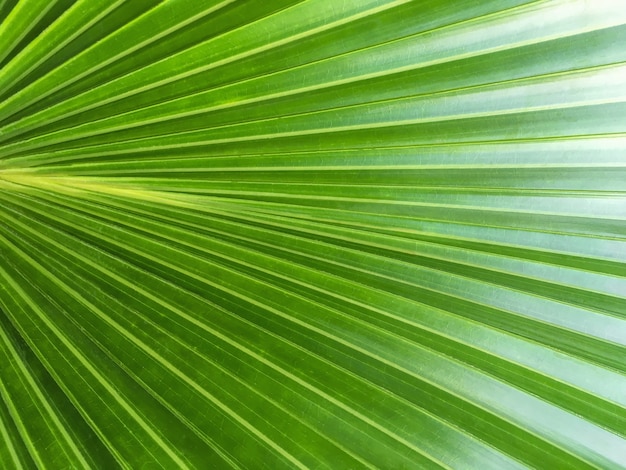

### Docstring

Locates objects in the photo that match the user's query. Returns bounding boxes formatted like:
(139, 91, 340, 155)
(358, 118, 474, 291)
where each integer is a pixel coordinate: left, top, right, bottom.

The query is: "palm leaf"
(0, 0, 625, 468)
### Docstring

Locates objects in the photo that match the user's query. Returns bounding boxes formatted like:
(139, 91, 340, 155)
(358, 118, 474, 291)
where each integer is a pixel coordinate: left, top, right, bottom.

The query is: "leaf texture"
(0, 0, 625, 468)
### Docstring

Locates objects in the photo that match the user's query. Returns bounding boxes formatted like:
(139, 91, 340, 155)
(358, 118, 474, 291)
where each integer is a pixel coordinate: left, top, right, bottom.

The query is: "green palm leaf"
(1, 0, 625, 468)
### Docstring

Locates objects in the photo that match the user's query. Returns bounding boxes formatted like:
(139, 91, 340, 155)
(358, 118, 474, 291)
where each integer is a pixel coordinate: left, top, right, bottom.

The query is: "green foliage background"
(0, 0, 625, 468)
